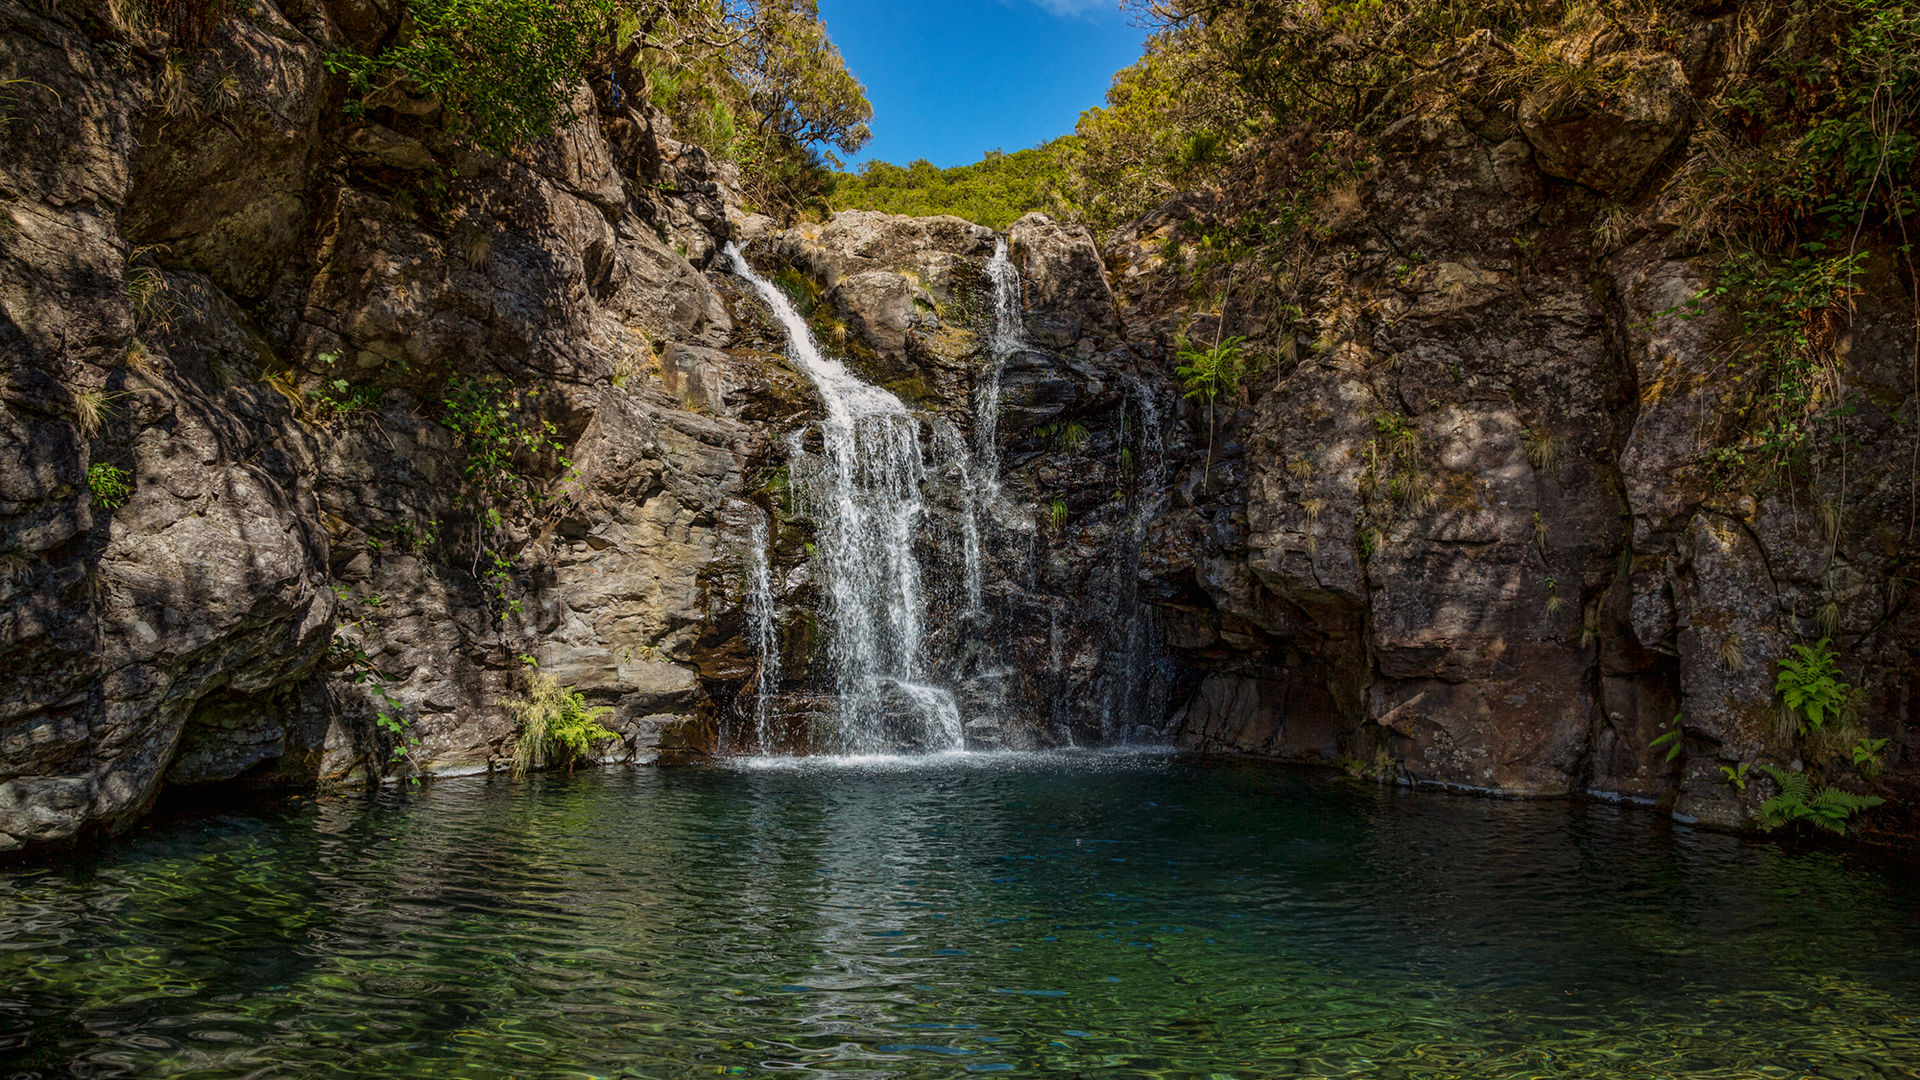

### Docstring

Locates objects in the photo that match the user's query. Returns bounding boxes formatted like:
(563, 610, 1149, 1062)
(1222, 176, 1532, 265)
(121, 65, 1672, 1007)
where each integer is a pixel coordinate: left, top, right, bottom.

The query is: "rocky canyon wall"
(2, 0, 1915, 856)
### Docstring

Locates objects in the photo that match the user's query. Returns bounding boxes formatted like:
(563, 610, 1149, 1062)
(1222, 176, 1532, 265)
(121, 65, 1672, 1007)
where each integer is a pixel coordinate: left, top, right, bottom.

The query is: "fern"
(1851, 736, 1888, 773)
(1175, 331, 1250, 495)
(1757, 764, 1883, 835)
(506, 671, 620, 778)
(1775, 638, 1850, 732)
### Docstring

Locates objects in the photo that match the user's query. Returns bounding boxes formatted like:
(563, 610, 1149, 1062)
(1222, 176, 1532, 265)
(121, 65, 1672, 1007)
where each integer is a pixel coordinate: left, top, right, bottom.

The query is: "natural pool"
(2, 751, 1917, 1079)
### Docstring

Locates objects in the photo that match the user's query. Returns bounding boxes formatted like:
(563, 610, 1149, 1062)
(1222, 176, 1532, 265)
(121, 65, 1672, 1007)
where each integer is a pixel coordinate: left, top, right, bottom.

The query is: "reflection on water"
(2, 751, 1918, 1078)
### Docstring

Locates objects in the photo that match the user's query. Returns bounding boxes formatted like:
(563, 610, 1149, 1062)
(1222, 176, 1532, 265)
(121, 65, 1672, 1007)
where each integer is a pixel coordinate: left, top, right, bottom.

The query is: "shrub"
(507, 670, 621, 778)
(325, 0, 608, 153)
(87, 463, 132, 509)
(1176, 329, 1251, 494)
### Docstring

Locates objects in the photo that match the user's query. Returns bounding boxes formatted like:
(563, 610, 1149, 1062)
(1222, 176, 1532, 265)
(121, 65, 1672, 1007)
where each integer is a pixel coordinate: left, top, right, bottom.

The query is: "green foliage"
(1721, 762, 1751, 792)
(1176, 328, 1252, 493)
(1852, 736, 1889, 778)
(507, 669, 621, 778)
(1048, 498, 1068, 530)
(441, 377, 574, 620)
(1756, 763, 1883, 835)
(1650, 712, 1685, 764)
(1653, 0, 1920, 484)
(733, 0, 872, 155)
(831, 140, 1079, 229)
(640, 0, 872, 216)
(1070, 18, 1261, 229)
(323, 0, 871, 218)
(441, 377, 567, 520)
(86, 463, 131, 509)
(327, 618, 422, 778)
(1338, 751, 1396, 782)
(1032, 420, 1091, 454)
(1175, 333, 1251, 406)
(310, 378, 387, 418)
(1670, 247, 1867, 483)
(1072, 1, 1916, 489)
(326, 0, 609, 153)
(1775, 638, 1852, 733)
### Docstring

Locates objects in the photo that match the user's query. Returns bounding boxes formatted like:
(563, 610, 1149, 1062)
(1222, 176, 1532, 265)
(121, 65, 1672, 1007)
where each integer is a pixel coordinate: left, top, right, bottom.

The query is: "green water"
(2, 751, 1917, 1078)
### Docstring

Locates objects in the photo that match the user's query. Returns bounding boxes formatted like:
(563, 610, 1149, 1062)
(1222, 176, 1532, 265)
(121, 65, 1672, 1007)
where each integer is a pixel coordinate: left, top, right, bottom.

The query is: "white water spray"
(745, 508, 780, 750)
(728, 244, 972, 754)
(975, 239, 1025, 504)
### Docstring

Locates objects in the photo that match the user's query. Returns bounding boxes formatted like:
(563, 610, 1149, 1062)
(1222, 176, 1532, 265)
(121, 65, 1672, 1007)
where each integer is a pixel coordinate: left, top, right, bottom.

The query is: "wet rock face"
(1111, 84, 1919, 837)
(735, 209, 1182, 750)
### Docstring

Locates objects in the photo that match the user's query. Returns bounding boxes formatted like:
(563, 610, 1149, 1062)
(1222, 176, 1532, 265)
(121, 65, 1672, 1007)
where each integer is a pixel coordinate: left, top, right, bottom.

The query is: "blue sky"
(816, 0, 1150, 170)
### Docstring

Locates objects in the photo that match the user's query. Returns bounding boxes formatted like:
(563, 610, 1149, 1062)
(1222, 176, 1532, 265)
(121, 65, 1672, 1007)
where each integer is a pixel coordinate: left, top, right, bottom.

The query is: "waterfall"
(745, 508, 780, 750)
(728, 244, 970, 755)
(1093, 375, 1174, 742)
(975, 239, 1024, 504)
(932, 419, 985, 615)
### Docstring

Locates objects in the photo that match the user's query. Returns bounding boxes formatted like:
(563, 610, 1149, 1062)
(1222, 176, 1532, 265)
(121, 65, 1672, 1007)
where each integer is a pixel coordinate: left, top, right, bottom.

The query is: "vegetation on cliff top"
(829, 139, 1079, 229)
(321, 0, 871, 213)
(836, 0, 1917, 497)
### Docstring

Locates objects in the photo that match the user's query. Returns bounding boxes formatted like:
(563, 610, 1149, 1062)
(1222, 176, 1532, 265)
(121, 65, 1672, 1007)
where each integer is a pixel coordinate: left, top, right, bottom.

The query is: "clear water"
(4, 755, 1918, 1079)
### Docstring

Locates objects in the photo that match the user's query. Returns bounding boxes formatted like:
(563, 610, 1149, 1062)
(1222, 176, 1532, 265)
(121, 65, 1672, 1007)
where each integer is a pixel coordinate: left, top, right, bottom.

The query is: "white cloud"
(1027, 0, 1120, 19)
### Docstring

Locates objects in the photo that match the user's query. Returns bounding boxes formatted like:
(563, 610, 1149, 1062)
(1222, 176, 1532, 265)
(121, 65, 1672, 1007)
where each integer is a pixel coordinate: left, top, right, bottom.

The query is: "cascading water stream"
(744, 508, 780, 750)
(975, 239, 1024, 506)
(1092, 375, 1174, 741)
(728, 244, 969, 754)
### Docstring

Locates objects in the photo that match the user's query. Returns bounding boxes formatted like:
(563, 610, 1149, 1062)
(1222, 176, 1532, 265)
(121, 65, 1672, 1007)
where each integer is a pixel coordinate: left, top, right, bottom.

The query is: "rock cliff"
(1114, 108, 1919, 839)
(0, 0, 1150, 855)
(2, 0, 1914, 856)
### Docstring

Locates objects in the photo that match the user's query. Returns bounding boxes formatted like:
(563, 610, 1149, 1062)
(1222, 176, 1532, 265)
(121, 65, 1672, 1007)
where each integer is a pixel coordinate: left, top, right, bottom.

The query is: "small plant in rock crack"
(87, 463, 132, 509)
(1032, 420, 1092, 454)
(1048, 498, 1069, 530)
(483, 549, 521, 621)
(327, 624, 422, 782)
(71, 387, 131, 440)
(1651, 713, 1685, 764)
(1525, 428, 1558, 473)
(390, 517, 440, 553)
(1175, 318, 1251, 496)
(1852, 737, 1889, 779)
(0, 78, 54, 134)
(1776, 638, 1852, 733)
(1721, 762, 1751, 792)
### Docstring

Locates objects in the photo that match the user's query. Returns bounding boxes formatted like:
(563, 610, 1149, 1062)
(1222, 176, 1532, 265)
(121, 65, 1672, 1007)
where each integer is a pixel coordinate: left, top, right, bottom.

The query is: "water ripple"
(1, 757, 1918, 1078)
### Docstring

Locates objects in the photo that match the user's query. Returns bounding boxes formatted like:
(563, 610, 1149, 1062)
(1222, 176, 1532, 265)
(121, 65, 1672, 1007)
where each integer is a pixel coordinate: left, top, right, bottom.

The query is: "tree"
(1175, 299, 1249, 496)
(327, 0, 617, 153)
(325, 0, 872, 203)
(734, 0, 871, 157)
